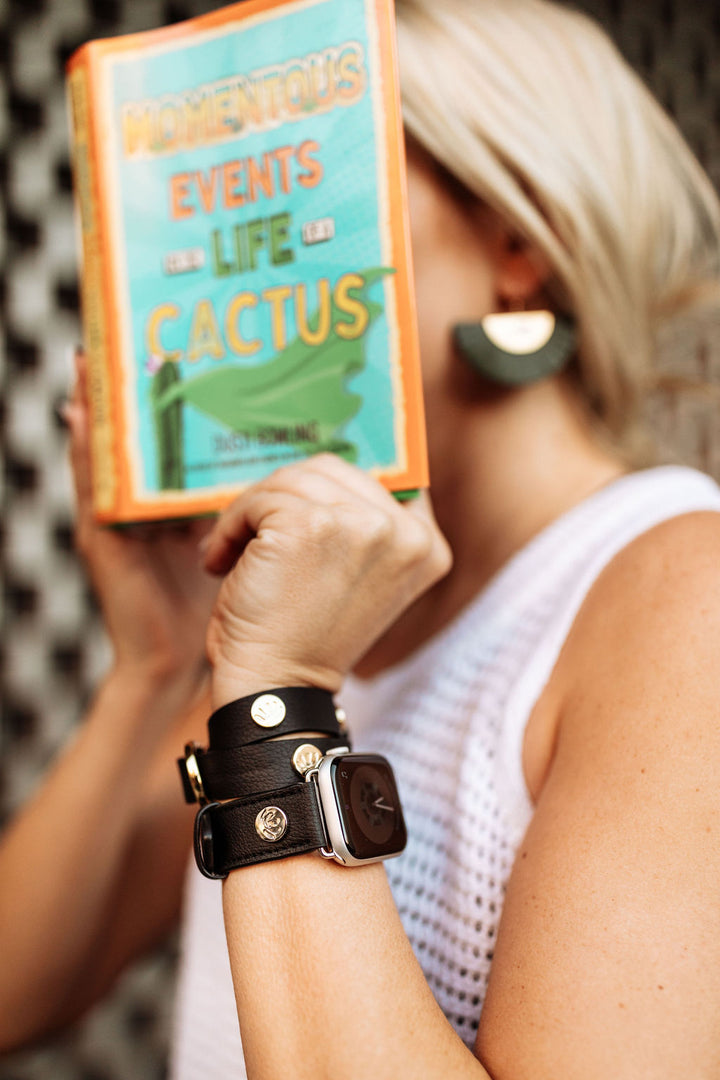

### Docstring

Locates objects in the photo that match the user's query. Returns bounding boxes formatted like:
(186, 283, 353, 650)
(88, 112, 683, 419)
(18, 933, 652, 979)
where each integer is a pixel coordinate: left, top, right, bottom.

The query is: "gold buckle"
(184, 742, 208, 805)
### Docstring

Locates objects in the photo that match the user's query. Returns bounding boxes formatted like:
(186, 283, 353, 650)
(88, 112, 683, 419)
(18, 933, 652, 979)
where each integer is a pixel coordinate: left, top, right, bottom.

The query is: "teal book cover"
(68, 0, 427, 523)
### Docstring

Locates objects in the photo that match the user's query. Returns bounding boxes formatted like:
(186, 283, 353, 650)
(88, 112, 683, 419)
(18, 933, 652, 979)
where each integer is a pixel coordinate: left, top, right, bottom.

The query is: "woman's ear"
(484, 214, 552, 309)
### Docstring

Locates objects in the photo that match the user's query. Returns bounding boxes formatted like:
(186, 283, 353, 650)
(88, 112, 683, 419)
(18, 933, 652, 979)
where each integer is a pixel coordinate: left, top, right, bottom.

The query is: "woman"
(1, 0, 719, 1076)
(177, 1, 720, 1076)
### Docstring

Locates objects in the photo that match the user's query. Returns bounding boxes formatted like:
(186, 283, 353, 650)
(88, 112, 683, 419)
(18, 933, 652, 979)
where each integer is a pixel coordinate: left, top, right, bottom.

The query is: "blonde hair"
(396, 0, 720, 454)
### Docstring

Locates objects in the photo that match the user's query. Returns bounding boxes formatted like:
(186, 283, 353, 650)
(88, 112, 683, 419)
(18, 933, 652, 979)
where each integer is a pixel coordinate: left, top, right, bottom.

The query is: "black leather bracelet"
(195, 782, 328, 878)
(178, 734, 351, 804)
(207, 687, 346, 750)
(193, 749, 408, 877)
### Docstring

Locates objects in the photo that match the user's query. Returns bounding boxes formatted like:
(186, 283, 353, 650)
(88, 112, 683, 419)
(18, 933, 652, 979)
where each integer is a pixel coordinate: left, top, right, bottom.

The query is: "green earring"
(452, 310, 576, 386)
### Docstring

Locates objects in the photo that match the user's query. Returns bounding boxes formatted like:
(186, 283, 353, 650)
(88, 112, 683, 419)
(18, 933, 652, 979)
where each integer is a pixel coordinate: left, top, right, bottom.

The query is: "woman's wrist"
(93, 661, 208, 747)
(110, 646, 207, 687)
(210, 656, 343, 712)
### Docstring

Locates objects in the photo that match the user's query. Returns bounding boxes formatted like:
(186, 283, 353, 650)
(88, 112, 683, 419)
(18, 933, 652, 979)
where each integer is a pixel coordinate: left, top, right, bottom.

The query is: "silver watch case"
(307, 748, 406, 867)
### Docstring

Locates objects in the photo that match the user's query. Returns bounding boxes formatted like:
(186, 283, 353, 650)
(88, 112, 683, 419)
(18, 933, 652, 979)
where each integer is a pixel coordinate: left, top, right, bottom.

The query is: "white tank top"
(170, 466, 720, 1077)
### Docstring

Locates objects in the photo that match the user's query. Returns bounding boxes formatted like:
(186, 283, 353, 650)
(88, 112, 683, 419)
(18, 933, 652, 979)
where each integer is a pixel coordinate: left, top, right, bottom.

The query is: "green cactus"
(151, 360, 185, 490)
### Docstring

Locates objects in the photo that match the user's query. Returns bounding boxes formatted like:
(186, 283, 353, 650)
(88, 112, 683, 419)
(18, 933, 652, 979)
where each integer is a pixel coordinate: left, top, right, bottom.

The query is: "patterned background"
(1, 0, 719, 1077)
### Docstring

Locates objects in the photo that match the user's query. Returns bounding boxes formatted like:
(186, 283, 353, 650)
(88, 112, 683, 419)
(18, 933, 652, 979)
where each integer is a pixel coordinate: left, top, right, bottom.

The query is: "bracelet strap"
(208, 687, 346, 750)
(178, 735, 351, 804)
(194, 782, 327, 879)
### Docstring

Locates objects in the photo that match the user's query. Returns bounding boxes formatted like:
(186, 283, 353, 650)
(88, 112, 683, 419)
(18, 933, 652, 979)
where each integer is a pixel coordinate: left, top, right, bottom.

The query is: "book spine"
(68, 61, 117, 516)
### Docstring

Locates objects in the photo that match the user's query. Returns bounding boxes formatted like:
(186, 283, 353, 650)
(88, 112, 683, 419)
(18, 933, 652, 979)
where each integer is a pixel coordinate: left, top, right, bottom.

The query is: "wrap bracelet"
(207, 686, 347, 750)
(178, 687, 351, 805)
(179, 734, 351, 804)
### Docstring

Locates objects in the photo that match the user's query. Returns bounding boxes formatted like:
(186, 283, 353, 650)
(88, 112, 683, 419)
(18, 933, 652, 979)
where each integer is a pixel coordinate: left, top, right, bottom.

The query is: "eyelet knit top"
(171, 465, 720, 1078)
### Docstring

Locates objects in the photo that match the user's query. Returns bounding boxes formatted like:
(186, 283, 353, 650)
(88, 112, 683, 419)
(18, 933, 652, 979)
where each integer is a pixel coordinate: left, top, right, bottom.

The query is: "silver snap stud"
(251, 694, 286, 729)
(292, 743, 323, 777)
(255, 806, 288, 842)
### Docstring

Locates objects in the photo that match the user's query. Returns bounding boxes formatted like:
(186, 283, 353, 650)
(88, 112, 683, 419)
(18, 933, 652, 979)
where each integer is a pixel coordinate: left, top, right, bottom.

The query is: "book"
(67, 0, 427, 524)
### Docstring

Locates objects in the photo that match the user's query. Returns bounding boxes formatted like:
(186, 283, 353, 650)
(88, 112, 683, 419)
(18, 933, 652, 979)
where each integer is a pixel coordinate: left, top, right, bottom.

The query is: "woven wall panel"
(1, 1, 719, 1077)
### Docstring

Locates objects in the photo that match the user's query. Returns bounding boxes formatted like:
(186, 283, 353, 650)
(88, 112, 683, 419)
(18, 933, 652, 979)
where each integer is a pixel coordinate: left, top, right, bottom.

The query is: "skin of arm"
(0, 677, 206, 1051)
(0, 360, 217, 1051)
(201, 458, 720, 1080)
(477, 511, 720, 1079)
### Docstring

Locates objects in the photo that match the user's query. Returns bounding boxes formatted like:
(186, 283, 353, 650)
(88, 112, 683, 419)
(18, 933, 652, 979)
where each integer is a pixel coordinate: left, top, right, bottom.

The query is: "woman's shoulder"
(558, 462, 720, 645)
(553, 503, 720, 754)
(526, 500, 720, 797)
(578, 504, 720, 627)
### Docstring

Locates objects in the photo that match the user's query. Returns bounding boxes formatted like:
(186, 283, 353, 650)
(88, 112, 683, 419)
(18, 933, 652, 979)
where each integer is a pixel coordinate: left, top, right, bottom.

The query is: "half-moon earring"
(452, 310, 576, 386)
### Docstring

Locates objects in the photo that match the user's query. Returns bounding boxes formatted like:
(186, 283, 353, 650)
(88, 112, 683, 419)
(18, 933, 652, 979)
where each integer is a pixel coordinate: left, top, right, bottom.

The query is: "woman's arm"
(476, 511, 720, 1079)
(203, 458, 720, 1079)
(0, 360, 218, 1051)
(203, 453, 478, 1079)
(224, 856, 485, 1080)
(0, 672, 205, 1050)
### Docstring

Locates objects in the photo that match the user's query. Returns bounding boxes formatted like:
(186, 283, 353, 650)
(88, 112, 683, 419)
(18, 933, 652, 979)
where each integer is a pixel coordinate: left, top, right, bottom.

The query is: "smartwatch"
(194, 749, 407, 878)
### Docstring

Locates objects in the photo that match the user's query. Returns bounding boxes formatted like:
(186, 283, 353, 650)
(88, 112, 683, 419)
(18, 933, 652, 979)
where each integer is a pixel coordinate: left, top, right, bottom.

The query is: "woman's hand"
(201, 453, 452, 707)
(64, 351, 219, 687)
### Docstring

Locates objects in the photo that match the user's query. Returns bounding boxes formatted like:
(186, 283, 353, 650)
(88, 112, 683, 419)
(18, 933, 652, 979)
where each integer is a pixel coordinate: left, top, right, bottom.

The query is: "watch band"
(178, 735, 351, 804)
(194, 782, 327, 879)
(208, 687, 347, 750)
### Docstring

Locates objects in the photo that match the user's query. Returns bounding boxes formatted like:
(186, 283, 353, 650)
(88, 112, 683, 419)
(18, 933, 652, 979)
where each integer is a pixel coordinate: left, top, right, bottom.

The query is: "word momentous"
(121, 43, 368, 158)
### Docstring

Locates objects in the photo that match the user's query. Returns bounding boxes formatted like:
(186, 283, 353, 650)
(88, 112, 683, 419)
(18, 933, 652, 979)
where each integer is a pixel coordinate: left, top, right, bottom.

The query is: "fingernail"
(198, 533, 213, 560)
(55, 400, 71, 428)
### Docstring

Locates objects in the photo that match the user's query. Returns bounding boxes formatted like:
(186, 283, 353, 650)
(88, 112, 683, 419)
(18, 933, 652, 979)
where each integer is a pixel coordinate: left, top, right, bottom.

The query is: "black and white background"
(1, 0, 719, 1077)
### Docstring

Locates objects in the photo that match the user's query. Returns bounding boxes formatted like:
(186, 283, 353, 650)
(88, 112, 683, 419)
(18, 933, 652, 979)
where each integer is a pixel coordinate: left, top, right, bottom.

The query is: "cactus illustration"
(151, 360, 185, 490)
(152, 267, 393, 484)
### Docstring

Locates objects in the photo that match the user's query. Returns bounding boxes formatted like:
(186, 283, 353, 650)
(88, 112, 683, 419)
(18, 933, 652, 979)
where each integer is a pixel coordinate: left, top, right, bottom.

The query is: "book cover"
(67, 0, 427, 524)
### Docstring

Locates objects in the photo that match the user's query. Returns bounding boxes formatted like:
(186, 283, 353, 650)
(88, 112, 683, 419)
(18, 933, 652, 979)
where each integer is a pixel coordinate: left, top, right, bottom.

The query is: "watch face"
(330, 754, 407, 861)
